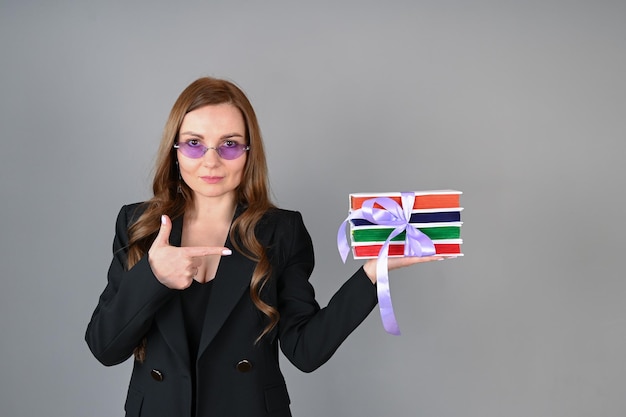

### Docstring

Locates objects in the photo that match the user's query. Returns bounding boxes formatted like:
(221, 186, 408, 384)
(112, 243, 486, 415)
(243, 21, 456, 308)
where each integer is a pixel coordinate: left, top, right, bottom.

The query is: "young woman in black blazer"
(85, 77, 442, 417)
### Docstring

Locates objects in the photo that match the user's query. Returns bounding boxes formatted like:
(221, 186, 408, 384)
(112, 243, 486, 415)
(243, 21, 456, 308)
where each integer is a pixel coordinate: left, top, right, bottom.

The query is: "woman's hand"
(363, 255, 451, 284)
(147, 215, 232, 290)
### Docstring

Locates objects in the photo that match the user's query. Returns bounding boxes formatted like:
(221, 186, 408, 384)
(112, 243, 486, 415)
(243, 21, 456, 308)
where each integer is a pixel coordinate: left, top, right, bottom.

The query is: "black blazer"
(85, 203, 378, 417)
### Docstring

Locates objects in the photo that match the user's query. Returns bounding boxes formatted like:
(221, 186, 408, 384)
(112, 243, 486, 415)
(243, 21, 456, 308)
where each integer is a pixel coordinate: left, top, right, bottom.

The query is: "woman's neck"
(186, 193, 237, 223)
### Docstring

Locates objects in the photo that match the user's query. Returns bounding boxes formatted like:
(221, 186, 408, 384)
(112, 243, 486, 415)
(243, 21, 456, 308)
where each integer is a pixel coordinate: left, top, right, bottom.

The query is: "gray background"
(1, 1, 625, 416)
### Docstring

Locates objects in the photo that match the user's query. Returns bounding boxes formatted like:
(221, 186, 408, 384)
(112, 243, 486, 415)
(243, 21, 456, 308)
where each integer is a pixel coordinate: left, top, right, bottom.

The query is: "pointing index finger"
(182, 247, 233, 258)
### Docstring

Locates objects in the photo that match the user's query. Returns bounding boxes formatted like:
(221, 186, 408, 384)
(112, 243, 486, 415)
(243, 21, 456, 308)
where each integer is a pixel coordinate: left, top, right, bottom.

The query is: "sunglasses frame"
(173, 140, 250, 160)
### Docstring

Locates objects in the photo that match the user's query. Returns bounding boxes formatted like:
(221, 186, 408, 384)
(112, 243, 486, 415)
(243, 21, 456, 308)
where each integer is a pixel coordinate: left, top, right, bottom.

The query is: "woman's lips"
(200, 176, 223, 184)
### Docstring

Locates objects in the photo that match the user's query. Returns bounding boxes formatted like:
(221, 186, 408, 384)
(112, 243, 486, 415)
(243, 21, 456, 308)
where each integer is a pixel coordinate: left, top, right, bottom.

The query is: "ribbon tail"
(337, 220, 351, 263)
(376, 240, 401, 335)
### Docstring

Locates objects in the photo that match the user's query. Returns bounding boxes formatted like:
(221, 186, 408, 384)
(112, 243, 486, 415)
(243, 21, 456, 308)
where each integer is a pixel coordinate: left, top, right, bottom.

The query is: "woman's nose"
(201, 146, 221, 165)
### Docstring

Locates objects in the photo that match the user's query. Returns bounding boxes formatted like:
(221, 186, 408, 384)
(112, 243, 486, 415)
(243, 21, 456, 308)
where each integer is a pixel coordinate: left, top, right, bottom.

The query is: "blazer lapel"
(154, 214, 190, 368)
(197, 210, 257, 359)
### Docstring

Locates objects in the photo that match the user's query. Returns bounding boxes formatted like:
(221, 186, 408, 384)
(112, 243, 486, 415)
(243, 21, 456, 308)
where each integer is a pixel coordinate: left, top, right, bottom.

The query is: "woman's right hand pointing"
(147, 215, 232, 290)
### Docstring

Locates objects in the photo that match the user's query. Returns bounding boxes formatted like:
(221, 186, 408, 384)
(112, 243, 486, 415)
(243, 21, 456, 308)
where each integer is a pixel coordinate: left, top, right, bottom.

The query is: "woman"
(85, 77, 442, 417)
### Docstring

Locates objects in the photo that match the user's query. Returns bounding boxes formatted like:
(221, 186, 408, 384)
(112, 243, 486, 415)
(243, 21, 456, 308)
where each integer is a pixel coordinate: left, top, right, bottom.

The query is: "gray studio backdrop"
(1, 1, 625, 416)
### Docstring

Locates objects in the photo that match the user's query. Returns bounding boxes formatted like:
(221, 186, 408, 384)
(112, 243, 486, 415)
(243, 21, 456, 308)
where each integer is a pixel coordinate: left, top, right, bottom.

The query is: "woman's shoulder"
(246, 207, 309, 240)
(260, 206, 305, 226)
(121, 201, 149, 213)
(256, 207, 314, 260)
(122, 201, 148, 211)
(116, 201, 150, 225)
(263, 207, 313, 240)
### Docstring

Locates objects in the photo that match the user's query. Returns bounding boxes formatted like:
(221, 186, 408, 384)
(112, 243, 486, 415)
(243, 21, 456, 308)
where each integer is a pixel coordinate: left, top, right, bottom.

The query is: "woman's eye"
(187, 139, 201, 147)
(222, 140, 237, 148)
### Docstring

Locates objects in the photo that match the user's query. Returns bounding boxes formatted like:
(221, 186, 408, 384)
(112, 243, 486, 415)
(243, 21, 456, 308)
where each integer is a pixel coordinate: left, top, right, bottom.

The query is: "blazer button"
(236, 360, 253, 373)
(150, 369, 164, 381)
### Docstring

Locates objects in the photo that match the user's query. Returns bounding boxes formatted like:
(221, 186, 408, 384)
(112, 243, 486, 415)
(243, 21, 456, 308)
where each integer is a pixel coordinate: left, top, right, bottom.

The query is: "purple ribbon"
(337, 192, 436, 335)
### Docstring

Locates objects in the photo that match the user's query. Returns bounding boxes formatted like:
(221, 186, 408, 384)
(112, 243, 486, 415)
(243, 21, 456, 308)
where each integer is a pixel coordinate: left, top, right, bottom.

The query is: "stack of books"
(348, 190, 463, 259)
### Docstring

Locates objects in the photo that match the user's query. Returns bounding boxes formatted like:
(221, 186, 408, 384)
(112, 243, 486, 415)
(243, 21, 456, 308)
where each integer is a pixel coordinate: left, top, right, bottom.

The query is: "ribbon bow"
(337, 192, 436, 334)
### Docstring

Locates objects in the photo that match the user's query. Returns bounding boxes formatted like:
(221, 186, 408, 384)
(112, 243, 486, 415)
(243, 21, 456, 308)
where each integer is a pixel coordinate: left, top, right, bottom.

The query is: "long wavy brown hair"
(126, 77, 276, 361)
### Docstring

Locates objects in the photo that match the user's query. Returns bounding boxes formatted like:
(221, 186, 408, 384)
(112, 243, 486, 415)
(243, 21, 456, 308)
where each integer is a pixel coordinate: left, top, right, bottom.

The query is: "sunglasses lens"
(177, 142, 205, 158)
(218, 143, 248, 160)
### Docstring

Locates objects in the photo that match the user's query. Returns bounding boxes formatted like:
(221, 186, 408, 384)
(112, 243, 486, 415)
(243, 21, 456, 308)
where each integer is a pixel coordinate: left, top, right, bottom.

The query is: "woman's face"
(176, 103, 248, 203)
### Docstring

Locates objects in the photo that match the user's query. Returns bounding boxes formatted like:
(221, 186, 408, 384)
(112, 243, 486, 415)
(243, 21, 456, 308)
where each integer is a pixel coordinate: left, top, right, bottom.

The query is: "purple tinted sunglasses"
(174, 140, 250, 160)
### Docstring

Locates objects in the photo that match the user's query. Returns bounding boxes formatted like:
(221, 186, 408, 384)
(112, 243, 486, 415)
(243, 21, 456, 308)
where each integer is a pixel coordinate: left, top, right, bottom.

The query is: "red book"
(352, 241, 462, 258)
(350, 190, 461, 211)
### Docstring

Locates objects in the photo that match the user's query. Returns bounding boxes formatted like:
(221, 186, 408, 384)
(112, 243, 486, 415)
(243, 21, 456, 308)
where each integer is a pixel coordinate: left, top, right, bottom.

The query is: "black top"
(181, 279, 214, 415)
(181, 279, 215, 359)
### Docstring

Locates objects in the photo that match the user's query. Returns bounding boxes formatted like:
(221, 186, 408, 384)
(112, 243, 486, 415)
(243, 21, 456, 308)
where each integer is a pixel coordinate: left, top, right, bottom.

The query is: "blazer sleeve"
(85, 204, 175, 366)
(276, 211, 378, 373)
